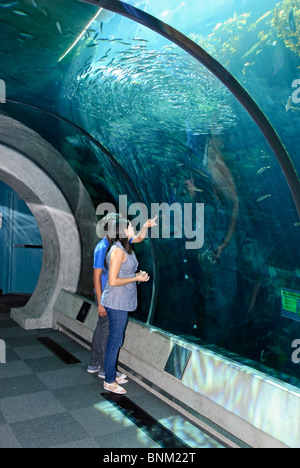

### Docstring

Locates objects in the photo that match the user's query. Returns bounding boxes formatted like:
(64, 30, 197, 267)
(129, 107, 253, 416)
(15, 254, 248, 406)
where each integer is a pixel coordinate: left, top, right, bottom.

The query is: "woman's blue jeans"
(104, 307, 128, 383)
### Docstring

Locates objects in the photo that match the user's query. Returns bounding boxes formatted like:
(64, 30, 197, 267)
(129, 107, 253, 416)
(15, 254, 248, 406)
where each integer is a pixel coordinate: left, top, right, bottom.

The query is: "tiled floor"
(0, 312, 225, 448)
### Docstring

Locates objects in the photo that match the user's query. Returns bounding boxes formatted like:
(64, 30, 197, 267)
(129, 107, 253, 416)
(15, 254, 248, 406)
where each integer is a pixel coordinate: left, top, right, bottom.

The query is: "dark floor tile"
(2, 348, 20, 362)
(94, 425, 160, 449)
(0, 391, 66, 423)
(24, 355, 70, 373)
(0, 315, 225, 449)
(0, 374, 47, 399)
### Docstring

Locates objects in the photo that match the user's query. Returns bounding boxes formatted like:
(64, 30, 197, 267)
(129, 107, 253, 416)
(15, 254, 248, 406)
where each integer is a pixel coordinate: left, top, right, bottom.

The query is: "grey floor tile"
(70, 402, 135, 438)
(9, 413, 90, 448)
(0, 315, 225, 449)
(0, 390, 66, 423)
(54, 437, 101, 448)
(37, 366, 92, 390)
(0, 424, 21, 448)
(0, 409, 6, 424)
(14, 344, 53, 360)
(0, 360, 33, 379)
(53, 382, 102, 411)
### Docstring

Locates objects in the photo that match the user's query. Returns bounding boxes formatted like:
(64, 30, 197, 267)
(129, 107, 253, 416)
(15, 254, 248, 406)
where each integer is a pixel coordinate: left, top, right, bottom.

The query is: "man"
(87, 213, 127, 380)
(87, 213, 157, 380)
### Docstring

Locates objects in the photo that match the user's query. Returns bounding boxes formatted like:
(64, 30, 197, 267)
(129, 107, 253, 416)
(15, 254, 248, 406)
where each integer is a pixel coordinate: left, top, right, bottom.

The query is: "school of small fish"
(6, 0, 300, 213)
(66, 37, 237, 137)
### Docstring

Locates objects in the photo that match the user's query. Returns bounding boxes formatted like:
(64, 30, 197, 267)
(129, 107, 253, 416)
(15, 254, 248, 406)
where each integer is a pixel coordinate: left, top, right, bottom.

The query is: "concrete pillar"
(0, 116, 97, 328)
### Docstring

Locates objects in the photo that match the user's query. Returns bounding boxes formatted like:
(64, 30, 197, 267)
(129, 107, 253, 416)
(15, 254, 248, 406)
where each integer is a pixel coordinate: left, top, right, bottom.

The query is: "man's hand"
(98, 304, 107, 317)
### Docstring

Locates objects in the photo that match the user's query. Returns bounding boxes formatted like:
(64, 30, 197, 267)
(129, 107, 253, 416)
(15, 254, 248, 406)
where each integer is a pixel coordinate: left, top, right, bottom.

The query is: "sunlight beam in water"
(58, 8, 108, 62)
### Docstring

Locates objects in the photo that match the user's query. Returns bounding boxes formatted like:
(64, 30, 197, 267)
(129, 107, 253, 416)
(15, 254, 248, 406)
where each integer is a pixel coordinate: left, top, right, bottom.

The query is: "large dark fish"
(289, 5, 296, 33)
(206, 136, 239, 260)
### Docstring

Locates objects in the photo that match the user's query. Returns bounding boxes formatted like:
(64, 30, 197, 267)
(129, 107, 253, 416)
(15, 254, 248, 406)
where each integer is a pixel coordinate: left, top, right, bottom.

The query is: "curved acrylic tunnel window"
(1, 102, 154, 323)
(0, 0, 300, 386)
(123, 0, 300, 175)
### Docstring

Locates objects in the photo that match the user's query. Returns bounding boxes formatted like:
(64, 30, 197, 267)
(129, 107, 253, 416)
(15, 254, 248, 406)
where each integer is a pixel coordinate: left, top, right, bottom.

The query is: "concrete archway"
(0, 116, 97, 329)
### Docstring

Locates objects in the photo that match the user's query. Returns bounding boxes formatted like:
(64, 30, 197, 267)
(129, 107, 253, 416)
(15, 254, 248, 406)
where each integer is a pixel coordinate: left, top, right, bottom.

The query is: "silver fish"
(285, 96, 292, 112)
(257, 194, 272, 202)
(0, 2, 19, 7)
(257, 166, 270, 174)
(12, 9, 29, 16)
(56, 21, 63, 35)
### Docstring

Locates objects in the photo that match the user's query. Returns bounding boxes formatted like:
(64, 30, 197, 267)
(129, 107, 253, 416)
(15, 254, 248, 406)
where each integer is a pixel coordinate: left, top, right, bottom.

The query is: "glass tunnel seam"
(2, 98, 159, 325)
(78, 0, 300, 220)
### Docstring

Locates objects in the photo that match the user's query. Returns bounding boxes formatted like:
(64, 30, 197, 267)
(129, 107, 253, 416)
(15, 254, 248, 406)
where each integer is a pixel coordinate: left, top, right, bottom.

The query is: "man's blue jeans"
(104, 307, 128, 383)
(89, 315, 109, 370)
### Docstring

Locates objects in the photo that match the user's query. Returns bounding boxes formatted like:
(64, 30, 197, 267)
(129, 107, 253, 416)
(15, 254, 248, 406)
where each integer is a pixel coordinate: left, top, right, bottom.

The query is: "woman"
(101, 217, 153, 394)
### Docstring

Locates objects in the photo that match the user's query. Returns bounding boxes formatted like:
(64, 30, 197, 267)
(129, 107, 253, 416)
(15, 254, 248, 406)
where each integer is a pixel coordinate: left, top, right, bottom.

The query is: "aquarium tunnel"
(1, 0, 300, 447)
